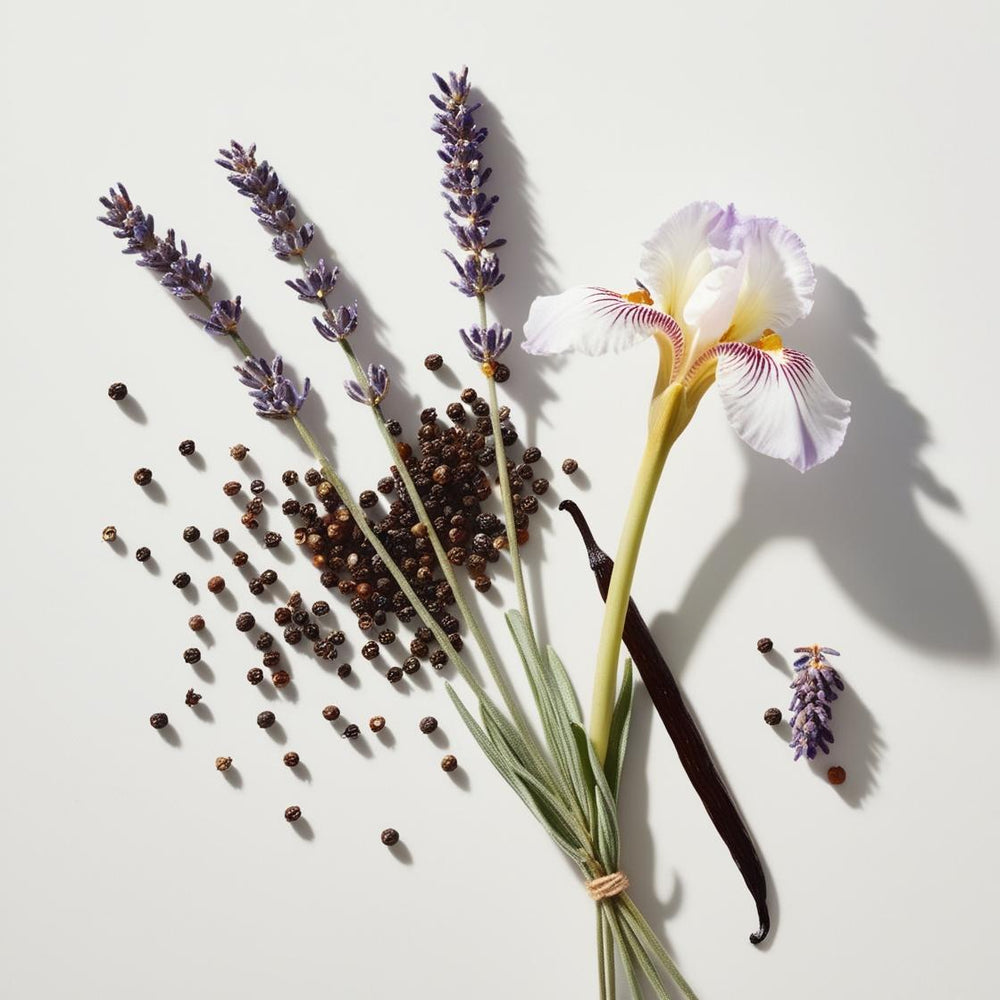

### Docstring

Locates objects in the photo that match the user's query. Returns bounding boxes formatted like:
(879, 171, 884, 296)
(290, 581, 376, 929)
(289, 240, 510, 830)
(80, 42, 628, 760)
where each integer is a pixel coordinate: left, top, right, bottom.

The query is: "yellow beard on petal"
(621, 288, 654, 305)
(753, 330, 784, 352)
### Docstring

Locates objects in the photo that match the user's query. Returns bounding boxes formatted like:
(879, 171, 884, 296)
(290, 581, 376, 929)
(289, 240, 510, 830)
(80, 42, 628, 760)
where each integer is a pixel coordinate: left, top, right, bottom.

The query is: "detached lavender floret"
(788, 646, 845, 761)
(431, 67, 506, 297)
(459, 322, 511, 364)
(344, 364, 390, 406)
(235, 355, 310, 418)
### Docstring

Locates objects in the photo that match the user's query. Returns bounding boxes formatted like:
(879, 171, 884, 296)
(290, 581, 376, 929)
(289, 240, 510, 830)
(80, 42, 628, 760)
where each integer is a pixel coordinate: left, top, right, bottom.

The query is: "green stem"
(597, 905, 608, 1000)
(602, 904, 617, 1000)
(620, 895, 699, 1000)
(589, 383, 684, 763)
(605, 906, 643, 1000)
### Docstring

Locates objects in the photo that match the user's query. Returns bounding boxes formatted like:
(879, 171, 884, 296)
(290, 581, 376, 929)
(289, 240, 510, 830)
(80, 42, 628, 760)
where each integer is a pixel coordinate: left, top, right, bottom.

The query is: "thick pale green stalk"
(589, 383, 685, 762)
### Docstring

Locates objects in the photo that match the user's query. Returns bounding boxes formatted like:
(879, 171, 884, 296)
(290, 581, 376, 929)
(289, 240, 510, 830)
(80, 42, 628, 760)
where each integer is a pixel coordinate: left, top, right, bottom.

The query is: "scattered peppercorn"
(430, 649, 448, 669)
(385, 419, 402, 437)
(402, 657, 421, 675)
(133, 468, 152, 487)
(377, 629, 396, 646)
(474, 575, 491, 593)
(248, 577, 264, 595)
(304, 468, 322, 487)
(322, 705, 341, 721)
(494, 363, 510, 383)
(183, 647, 201, 665)
(440, 754, 458, 772)
(763, 708, 782, 726)
(282, 470, 299, 487)
(230, 444, 249, 461)
(185, 688, 202, 707)
(531, 478, 549, 496)
(250, 479, 265, 495)
(419, 716, 438, 734)
(311, 601, 330, 617)
(827, 766, 847, 785)
(264, 531, 282, 549)
(380, 828, 399, 846)
(209, 528, 228, 545)
(369, 715, 386, 733)
(284, 806, 302, 822)
(336, 663, 352, 679)
(215, 756, 232, 771)
(561, 458, 578, 475)
(232, 551, 249, 567)
(207, 575, 225, 594)
(283, 627, 302, 646)
(274, 607, 292, 627)
(283, 751, 300, 767)
(361, 641, 380, 660)
(247, 667, 264, 685)
(756, 637, 774, 654)
(108, 382, 128, 401)
(342, 724, 360, 739)
(424, 353, 444, 371)
(272, 669, 291, 688)
(102, 525, 117, 543)
(386, 667, 404, 684)
(182, 525, 201, 543)
(178, 439, 196, 456)
(262, 650, 281, 668)
(236, 612, 255, 632)
(330, 630, 346, 646)
(223, 481, 242, 497)
(149, 713, 169, 730)
(254, 632, 273, 651)
(187, 615, 205, 632)
(173, 572, 191, 589)
(135, 547, 151, 562)
(257, 711, 276, 729)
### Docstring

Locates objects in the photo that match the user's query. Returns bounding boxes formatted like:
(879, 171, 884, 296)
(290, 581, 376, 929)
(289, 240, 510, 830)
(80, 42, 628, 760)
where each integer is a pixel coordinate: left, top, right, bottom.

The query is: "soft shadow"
(446, 767, 470, 792)
(375, 728, 396, 749)
(157, 726, 181, 748)
(386, 841, 413, 864)
(290, 817, 315, 841)
(118, 396, 147, 424)
(290, 761, 312, 783)
(191, 661, 215, 683)
(222, 766, 243, 789)
(142, 481, 167, 504)
(265, 721, 288, 744)
(191, 702, 214, 723)
(184, 451, 206, 472)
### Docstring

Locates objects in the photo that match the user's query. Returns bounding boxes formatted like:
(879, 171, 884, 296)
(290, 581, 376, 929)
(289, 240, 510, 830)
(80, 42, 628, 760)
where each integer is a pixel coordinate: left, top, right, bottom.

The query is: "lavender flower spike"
(431, 68, 506, 297)
(459, 322, 512, 364)
(788, 645, 845, 761)
(313, 302, 359, 342)
(234, 354, 310, 419)
(192, 296, 243, 336)
(344, 364, 390, 406)
(286, 259, 338, 301)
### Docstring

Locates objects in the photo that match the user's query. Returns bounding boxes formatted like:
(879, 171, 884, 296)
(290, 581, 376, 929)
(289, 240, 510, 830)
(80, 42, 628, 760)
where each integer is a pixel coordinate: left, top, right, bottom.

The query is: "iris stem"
(589, 383, 684, 763)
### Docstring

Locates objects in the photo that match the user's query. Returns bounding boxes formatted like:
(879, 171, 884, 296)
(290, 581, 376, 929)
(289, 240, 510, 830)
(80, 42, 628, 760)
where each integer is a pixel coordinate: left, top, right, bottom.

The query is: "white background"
(2, 1, 997, 997)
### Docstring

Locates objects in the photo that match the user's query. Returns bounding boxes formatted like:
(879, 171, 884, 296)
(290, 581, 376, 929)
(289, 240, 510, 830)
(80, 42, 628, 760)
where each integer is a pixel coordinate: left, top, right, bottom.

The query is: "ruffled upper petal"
(522, 286, 683, 361)
(726, 217, 816, 342)
(712, 342, 850, 472)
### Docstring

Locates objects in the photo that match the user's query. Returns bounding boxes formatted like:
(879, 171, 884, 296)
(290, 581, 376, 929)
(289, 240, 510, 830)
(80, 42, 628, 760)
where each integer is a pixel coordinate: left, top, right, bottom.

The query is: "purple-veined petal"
(522, 286, 683, 365)
(726, 216, 816, 342)
(712, 342, 850, 472)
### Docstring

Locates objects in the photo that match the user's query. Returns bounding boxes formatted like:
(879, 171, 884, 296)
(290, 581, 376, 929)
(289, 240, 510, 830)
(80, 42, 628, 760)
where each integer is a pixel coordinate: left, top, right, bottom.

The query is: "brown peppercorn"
(247, 668, 264, 685)
(361, 641, 380, 660)
(311, 601, 330, 617)
(272, 669, 291, 688)
(827, 766, 847, 785)
(304, 468, 321, 487)
(212, 528, 230, 544)
(223, 480, 242, 497)
(342, 724, 360, 739)
(386, 667, 404, 684)
(257, 711, 276, 729)
(281, 499, 301, 515)
(756, 637, 774, 654)
(519, 495, 539, 515)
(284, 805, 302, 822)
(522, 446, 542, 464)
(133, 467, 152, 487)
(424, 353, 444, 371)
(262, 650, 281, 668)
(248, 578, 265, 596)
(359, 490, 379, 508)
(108, 381, 128, 400)
(260, 569, 278, 586)
(183, 647, 201, 665)
(264, 531, 282, 549)
(369, 715, 386, 733)
(178, 439, 196, 456)
(241, 513, 259, 530)
(385, 419, 402, 437)
(172, 572, 191, 589)
(283, 627, 302, 645)
(430, 649, 448, 669)
(274, 607, 292, 626)
(232, 551, 249, 567)
(254, 633, 273, 653)
(185, 688, 202, 707)
(283, 751, 300, 767)
(282, 470, 299, 487)
(402, 657, 421, 675)
(247, 496, 264, 515)
(149, 713, 169, 730)
(215, 756, 232, 771)
(460, 387, 477, 403)
(188, 615, 205, 632)
(494, 363, 510, 383)
(377, 629, 396, 646)
(440, 754, 459, 772)
(316, 480, 334, 501)
(446, 402, 466, 423)
(135, 546, 151, 562)
(229, 444, 249, 461)
(207, 575, 226, 594)
(182, 525, 201, 543)
(763, 708, 782, 726)
(336, 663, 352, 679)
(531, 478, 549, 496)
(102, 525, 117, 543)
(419, 716, 438, 734)
(561, 458, 579, 475)
(235, 612, 256, 632)
(322, 705, 341, 721)
(381, 828, 399, 846)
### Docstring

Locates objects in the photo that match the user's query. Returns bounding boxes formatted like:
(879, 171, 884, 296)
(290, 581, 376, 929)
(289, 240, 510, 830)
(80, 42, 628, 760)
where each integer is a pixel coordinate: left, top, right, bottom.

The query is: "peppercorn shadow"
(289, 761, 312, 783)
(374, 728, 396, 749)
(385, 840, 412, 864)
(187, 537, 211, 560)
(275, 683, 299, 704)
(191, 702, 214, 723)
(191, 660, 215, 684)
(117, 395, 147, 425)
(156, 726, 181, 748)
(427, 728, 448, 750)
(183, 450, 206, 472)
(263, 720, 288, 745)
(342, 732, 374, 759)
(445, 767, 470, 792)
(140, 479, 167, 505)
(222, 766, 243, 789)
(289, 816, 315, 841)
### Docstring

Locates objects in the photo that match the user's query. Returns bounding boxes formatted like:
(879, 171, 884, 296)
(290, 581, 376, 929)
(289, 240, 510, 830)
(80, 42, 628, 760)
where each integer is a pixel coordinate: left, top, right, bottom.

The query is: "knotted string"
(586, 871, 630, 901)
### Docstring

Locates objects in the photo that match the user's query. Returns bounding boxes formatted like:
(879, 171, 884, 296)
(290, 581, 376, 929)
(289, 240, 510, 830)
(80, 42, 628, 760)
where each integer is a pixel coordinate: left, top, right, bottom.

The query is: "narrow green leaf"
(546, 644, 584, 726)
(571, 723, 620, 868)
(604, 659, 635, 800)
(605, 905, 644, 1000)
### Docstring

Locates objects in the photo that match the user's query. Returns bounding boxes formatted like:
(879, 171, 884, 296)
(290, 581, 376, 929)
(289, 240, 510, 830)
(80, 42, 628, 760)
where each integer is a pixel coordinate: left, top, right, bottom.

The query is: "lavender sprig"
(431, 68, 506, 297)
(193, 296, 243, 336)
(788, 646, 845, 761)
(234, 354, 311, 418)
(215, 141, 314, 259)
(344, 363, 390, 406)
(459, 322, 512, 364)
(286, 258, 338, 301)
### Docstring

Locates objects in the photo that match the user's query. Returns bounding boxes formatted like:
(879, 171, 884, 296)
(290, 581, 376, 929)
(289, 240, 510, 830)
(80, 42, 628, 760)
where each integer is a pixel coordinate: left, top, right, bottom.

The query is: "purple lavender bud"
(192, 296, 243, 336)
(431, 68, 505, 298)
(344, 364, 390, 405)
(313, 302, 359, 342)
(286, 259, 339, 302)
(788, 647, 845, 761)
(234, 354, 310, 419)
(459, 322, 512, 363)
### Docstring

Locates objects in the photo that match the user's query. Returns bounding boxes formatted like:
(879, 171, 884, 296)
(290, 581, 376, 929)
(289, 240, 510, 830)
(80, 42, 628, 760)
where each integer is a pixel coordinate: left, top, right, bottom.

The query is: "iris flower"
(522, 202, 850, 760)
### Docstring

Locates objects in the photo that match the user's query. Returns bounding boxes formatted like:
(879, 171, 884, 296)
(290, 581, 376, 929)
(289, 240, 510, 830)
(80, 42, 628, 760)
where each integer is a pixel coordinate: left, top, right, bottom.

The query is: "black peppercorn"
(260, 569, 278, 586)
(419, 716, 438, 734)
(430, 649, 448, 669)
(282, 470, 299, 487)
(763, 708, 782, 726)
(188, 615, 205, 632)
(471, 398, 489, 417)
(337, 663, 352, 679)
(272, 669, 291, 688)
(381, 828, 399, 846)
(257, 711, 276, 729)
(402, 656, 421, 675)
(212, 528, 230, 544)
(330, 630, 346, 646)
(108, 382, 128, 401)
(756, 637, 774, 654)
(520, 495, 539, 515)
(185, 688, 202, 707)
(178, 439, 196, 456)
(376, 476, 395, 495)
(385, 419, 402, 437)
(133, 467, 152, 487)
(250, 479, 265, 495)
(446, 402, 466, 423)
(292, 610, 310, 627)
(304, 469, 322, 487)
(173, 572, 191, 589)
(264, 531, 282, 549)
(531, 478, 549, 496)
(182, 525, 201, 543)
(281, 499, 301, 516)
(247, 496, 264, 515)
(248, 577, 264, 596)
(474, 575, 492, 593)
(424, 353, 444, 371)
(247, 667, 264, 685)
(283, 751, 300, 767)
(361, 641, 380, 660)
(303, 622, 320, 641)
(441, 754, 459, 772)
(322, 704, 341, 721)
(459, 387, 476, 403)
(135, 546, 151, 562)
(284, 805, 302, 822)
(274, 607, 293, 626)
(208, 575, 226, 594)
(311, 601, 330, 617)
(262, 650, 280, 668)
(236, 612, 256, 632)
(342, 724, 360, 739)
(494, 363, 510, 383)
(255, 632, 274, 651)
(386, 666, 404, 684)
(232, 551, 249, 567)
(183, 647, 201, 664)
(522, 446, 541, 464)
(283, 627, 302, 646)
(223, 480, 242, 497)
(230, 444, 250, 462)
(561, 458, 578, 475)
(359, 490, 378, 509)
(377, 629, 396, 646)
(149, 712, 169, 730)
(369, 715, 386, 733)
